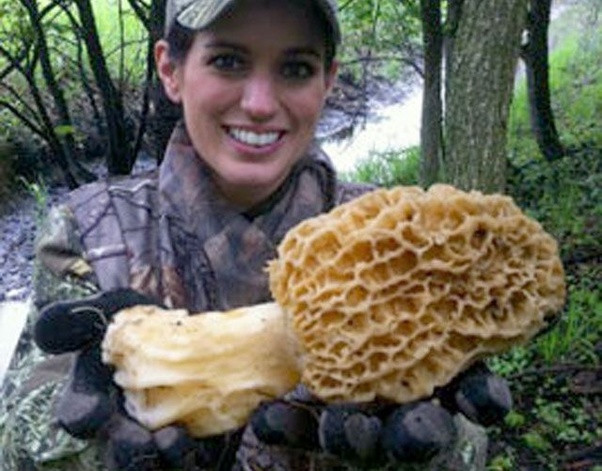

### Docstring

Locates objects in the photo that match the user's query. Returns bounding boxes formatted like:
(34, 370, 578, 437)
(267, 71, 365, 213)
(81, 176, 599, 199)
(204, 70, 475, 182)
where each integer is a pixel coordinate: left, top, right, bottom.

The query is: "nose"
(240, 73, 278, 120)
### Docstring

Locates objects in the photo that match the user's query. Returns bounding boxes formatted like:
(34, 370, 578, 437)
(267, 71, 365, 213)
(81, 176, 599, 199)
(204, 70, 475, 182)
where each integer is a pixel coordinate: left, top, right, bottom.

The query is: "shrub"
(343, 146, 420, 187)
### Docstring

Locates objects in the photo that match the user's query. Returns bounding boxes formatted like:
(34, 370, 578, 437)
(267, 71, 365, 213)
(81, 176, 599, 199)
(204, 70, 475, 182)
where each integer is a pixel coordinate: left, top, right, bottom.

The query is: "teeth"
(229, 128, 280, 147)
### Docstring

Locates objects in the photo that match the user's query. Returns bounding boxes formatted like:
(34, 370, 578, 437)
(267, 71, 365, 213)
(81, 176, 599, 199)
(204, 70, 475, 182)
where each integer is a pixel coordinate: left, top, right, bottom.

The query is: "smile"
(227, 127, 282, 147)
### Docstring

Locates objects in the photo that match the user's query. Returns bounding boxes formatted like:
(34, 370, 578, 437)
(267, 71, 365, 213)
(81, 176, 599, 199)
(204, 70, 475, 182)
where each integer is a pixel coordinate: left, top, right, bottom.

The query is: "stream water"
(321, 84, 423, 173)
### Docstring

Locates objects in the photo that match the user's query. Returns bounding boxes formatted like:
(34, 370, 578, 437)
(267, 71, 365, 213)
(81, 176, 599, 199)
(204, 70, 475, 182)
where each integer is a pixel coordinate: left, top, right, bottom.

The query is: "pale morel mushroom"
(102, 184, 566, 437)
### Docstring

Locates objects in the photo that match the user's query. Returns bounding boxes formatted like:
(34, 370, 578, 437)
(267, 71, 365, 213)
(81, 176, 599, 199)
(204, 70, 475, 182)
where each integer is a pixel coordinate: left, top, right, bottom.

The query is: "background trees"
(418, 0, 529, 192)
(417, 0, 573, 191)
(0, 0, 168, 187)
(0, 0, 590, 192)
(418, 0, 442, 188)
(521, 0, 565, 161)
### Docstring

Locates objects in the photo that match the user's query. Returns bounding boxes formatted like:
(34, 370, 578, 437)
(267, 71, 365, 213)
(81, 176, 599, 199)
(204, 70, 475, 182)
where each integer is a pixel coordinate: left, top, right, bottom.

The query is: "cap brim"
(170, 0, 340, 45)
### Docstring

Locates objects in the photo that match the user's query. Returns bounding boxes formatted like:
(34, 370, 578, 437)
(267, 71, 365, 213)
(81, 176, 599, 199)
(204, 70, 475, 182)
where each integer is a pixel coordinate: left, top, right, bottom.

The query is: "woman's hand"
(34, 289, 241, 471)
(251, 363, 512, 467)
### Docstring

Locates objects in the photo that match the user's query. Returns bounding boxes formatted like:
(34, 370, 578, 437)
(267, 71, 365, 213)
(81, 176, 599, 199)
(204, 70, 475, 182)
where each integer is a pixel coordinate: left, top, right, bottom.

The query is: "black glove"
(34, 289, 241, 471)
(251, 363, 512, 467)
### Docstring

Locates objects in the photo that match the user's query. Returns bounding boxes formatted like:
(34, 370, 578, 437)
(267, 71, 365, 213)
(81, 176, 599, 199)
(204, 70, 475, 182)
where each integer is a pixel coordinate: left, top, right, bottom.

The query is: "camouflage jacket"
(0, 123, 487, 471)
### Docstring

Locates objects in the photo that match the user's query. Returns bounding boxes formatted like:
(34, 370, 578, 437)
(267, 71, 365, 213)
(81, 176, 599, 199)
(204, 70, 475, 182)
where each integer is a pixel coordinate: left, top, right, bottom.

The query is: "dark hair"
(165, 3, 337, 69)
(165, 21, 197, 64)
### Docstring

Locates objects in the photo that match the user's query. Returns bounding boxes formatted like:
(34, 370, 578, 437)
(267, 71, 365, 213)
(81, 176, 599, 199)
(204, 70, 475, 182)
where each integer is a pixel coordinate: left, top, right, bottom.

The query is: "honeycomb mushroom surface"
(268, 184, 566, 403)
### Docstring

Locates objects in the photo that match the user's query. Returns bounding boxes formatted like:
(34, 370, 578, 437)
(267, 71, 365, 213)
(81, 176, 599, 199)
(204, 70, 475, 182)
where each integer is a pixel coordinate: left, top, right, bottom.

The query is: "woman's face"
(157, 0, 337, 207)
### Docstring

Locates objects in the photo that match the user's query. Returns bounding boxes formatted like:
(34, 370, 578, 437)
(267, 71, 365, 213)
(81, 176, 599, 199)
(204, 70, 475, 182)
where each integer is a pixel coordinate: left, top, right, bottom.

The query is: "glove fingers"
(35, 295, 109, 353)
(382, 401, 456, 463)
(318, 404, 383, 463)
(438, 362, 512, 426)
(35, 289, 159, 354)
(251, 400, 320, 450)
(57, 347, 113, 438)
(454, 371, 512, 426)
(213, 428, 245, 471)
(104, 413, 160, 471)
(153, 425, 223, 469)
(154, 425, 196, 468)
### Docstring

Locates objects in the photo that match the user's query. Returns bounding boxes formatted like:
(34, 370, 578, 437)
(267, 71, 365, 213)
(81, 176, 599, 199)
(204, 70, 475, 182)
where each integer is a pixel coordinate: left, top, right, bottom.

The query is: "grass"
(508, 3, 602, 158)
(342, 146, 420, 187)
(537, 285, 601, 365)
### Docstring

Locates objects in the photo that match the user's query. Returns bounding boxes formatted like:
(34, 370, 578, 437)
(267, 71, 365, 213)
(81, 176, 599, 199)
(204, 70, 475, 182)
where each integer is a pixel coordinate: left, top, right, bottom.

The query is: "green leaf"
(522, 431, 552, 452)
(53, 124, 75, 137)
(504, 410, 526, 428)
(487, 454, 514, 471)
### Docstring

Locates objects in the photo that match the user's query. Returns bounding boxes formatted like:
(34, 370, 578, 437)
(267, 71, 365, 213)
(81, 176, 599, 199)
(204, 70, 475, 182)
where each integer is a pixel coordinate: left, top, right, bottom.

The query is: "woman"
(0, 1, 509, 469)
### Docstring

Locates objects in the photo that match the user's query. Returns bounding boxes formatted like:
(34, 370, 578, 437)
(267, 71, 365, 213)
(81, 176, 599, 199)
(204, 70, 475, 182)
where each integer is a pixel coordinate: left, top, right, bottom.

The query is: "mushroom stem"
(102, 302, 302, 437)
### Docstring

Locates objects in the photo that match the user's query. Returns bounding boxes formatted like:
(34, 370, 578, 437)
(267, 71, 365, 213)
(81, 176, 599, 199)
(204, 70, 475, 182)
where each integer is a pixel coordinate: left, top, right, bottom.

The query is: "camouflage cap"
(165, 0, 340, 44)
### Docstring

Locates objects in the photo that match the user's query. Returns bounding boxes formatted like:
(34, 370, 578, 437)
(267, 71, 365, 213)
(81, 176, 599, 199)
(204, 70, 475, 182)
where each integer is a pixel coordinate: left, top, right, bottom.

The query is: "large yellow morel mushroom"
(102, 184, 566, 437)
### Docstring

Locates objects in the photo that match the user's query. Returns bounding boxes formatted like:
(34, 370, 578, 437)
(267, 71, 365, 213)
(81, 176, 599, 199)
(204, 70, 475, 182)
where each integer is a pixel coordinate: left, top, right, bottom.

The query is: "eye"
(208, 53, 245, 73)
(281, 60, 316, 80)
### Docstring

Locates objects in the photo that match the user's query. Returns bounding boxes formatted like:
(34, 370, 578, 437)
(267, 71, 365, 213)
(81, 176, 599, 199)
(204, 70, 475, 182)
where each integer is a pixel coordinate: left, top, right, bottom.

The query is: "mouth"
(226, 126, 284, 148)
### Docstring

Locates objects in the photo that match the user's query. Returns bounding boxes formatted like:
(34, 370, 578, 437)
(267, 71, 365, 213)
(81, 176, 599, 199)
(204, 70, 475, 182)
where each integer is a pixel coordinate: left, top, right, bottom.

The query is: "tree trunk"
(521, 0, 564, 161)
(75, 0, 133, 175)
(419, 0, 443, 187)
(444, 0, 527, 192)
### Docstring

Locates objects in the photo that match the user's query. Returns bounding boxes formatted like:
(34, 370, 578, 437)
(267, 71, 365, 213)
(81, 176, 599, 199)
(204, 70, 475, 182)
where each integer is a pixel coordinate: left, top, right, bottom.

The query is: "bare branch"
(126, 0, 151, 30)
(0, 81, 42, 123)
(0, 99, 45, 138)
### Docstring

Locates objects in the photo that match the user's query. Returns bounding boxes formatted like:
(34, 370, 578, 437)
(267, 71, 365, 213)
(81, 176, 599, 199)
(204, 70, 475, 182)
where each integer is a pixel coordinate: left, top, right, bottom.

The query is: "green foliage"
(503, 410, 525, 429)
(343, 146, 420, 187)
(0, 0, 151, 184)
(0, 3, 30, 58)
(507, 8, 602, 270)
(488, 374, 602, 469)
(89, 1, 148, 82)
(506, 18, 602, 367)
(536, 284, 602, 365)
(338, 0, 421, 82)
(508, 5, 602, 159)
(0, 133, 46, 194)
(18, 176, 48, 225)
(488, 346, 533, 378)
(487, 453, 515, 471)
(511, 394, 600, 465)
(508, 148, 602, 260)
(533, 397, 597, 445)
(53, 124, 77, 138)
(521, 430, 552, 452)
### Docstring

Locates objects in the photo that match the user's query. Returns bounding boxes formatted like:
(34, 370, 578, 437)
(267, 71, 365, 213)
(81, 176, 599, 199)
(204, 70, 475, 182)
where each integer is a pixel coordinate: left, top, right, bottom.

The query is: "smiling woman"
(155, 0, 338, 207)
